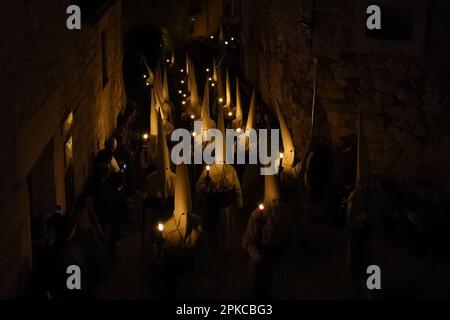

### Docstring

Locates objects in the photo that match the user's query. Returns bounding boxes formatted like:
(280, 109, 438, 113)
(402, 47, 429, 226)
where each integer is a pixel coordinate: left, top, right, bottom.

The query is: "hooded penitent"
(276, 102, 295, 171)
(219, 24, 224, 42)
(163, 67, 170, 102)
(213, 57, 218, 82)
(233, 77, 243, 129)
(216, 107, 226, 164)
(246, 89, 256, 132)
(201, 80, 214, 133)
(226, 69, 232, 107)
(186, 61, 201, 118)
(150, 89, 158, 137)
(163, 163, 201, 250)
(143, 57, 155, 86)
(146, 109, 175, 198)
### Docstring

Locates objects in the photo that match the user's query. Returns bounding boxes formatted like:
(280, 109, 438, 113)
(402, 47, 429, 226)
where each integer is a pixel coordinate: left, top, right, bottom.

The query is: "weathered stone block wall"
(0, 0, 125, 298)
(240, 0, 450, 194)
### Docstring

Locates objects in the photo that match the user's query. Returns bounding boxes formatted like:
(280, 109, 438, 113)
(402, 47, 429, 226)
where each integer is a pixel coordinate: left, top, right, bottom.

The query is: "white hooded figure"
(155, 86, 174, 136)
(162, 163, 202, 257)
(185, 61, 202, 118)
(275, 102, 295, 172)
(242, 173, 295, 299)
(147, 89, 159, 164)
(143, 57, 155, 86)
(145, 109, 176, 199)
(200, 80, 216, 139)
(232, 77, 243, 130)
(196, 108, 243, 250)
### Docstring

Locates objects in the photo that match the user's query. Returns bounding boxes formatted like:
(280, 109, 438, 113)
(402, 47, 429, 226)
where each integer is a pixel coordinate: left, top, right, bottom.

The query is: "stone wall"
(240, 0, 450, 194)
(0, 0, 125, 298)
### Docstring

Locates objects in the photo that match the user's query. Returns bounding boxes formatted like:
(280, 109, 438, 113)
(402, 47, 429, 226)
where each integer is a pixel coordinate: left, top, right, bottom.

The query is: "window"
(101, 30, 109, 87)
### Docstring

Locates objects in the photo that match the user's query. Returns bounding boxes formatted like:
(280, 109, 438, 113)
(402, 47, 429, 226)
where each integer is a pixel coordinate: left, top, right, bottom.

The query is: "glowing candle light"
(208, 77, 212, 81)
(218, 97, 224, 103)
(142, 133, 149, 141)
(179, 90, 183, 94)
(279, 152, 284, 169)
(210, 35, 214, 39)
(206, 165, 211, 177)
(146, 82, 150, 86)
(236, 128, 242, 133)
(211, 83, 215, 87)
(157, 223, 164, 232)
(166, 59, 170, 63)
(228, 112, 233, 117)
(206, 68, 210, 72)
(192, 131, 197, 137)
(182, 101, 186, 105)
(181, 80, 185, 84)
(183, 94, 187, 98)
(259, 204, 265, 211)
(181, 69, 184, 73)
(231, 37, 235, 41)
(143, 75, 147, 79)
(191, 115, 195, 120)
(225, 41, 229, 45)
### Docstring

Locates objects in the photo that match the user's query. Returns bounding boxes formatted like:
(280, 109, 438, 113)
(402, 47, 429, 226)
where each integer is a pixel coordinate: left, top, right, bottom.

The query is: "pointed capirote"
(219, 24, 224, 42)
(217, 67, 225, 101)
(201, 80, 212, 130)
(143, 57, 155, 85)
(171, 51, 175, 65)
(245, 89, 256, 131)
(235, 77, 243, 121)
(216, 107, 227, 164)
(226, 69, 232, 106)
(186, 53, 190, 75)
(276, 102, 295, 170)
(213, 57, 218, 82)
(163, 67, 170, 102)
(264, 173, 281, 205)
(173, 163, 192, 239)
(150, 89, 158, 136)
(190, 61, 199, 105)
(356, 111, 370, 190)
(157, 108, 173, 198)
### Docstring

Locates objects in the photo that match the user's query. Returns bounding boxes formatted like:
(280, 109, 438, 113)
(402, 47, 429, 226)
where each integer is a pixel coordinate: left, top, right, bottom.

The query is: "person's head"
(105, 137, 117, 152)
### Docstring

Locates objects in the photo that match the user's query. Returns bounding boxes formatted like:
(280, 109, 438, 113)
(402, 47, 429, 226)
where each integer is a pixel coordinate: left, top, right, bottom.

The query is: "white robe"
(196, 164, 243, 247)
(242, 202, 295, 298)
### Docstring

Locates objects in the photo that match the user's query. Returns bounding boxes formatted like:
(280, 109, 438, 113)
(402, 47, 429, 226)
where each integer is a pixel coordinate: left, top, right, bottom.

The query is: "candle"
(206, 68, 210, 72)
(225, 41, 229, 45)
(191, 115, 195, 120)
(206, 165, 211, 177)
(279, 153, 284, 170)
(143, 75, 147, 79)
(228, 112, 233, 117)
(180, 69, 184, 73)
(183, 94, 187, 98)
(231, 37, 235, 41)
(181, 80, 185, 84)
(210, 35, 214, 39)
(146, 82, 150, 86)
(166, 59, 170, 63)
(157, 223, 164, 232)
(218, 97, 224, 104)
(208, 77, 212, 81)
(259, 204, 265, 211)
(211, 83, 215, 87)
(179, 90, 183, 94)
(142, 133, 149, 141)
(182, 101, 186, 105)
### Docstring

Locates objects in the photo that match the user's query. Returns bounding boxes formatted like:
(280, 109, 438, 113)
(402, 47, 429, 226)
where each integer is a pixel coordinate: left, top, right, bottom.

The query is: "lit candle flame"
(211, 83, 215, 87)
(179, 90, 183, 94)
(181, 80, 185, 84)
(280, 153, 284, 159)
(210, 35, 214, 39)
(182, 101, 186, 105)
(192, 131, 197, 137)
(158, 223, 164, 232)
(206, 68, 210, 72)
(143, 75, 147, 79)
(218, 98, 224, 103)
(191, 115, 195, 120)
(181, 69, 184, 73)
(206, 165, 211, 171)
(143, 133, 149, 140)
(228, 112, 233, 117)
(259, 204, 265, 211)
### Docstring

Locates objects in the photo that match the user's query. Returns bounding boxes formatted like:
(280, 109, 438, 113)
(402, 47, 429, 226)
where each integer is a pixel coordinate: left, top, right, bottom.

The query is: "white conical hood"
(216, 107, 226, 164)
(171, 51, 175, 65)
(150, 89, 158, 136)
(219, 24, 224, 42)
(264, 173, 280, 205)
(143, 57, 155, 85)
(276, 102, 295, 170)
(246, 89, 256, 131)
(226, 69, 232, 106)
(173, 163, 192, 239)
(190, 62, 199, 105)
(213, 58, 218, 82)
(217, 67, 225, 100)
(157, 108, 173, 198)
(356, 111, 370, 190)
(163, 67, 170, 102)
(186, 53, 190, 75)
(201, 80, 212, 131)
(235, 77, 243, 121)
